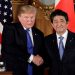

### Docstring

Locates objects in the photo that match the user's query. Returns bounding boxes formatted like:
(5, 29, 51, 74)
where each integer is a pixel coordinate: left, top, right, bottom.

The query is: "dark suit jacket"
(1, 23, 45, 75)
(45, 30, 75, 75)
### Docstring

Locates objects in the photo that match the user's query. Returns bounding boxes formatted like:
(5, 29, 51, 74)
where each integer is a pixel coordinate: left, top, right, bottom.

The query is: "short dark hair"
(50, 9, 69, 23)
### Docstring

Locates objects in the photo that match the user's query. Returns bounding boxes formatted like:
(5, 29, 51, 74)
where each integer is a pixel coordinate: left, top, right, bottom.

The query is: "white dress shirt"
(56, 30, 68, 48)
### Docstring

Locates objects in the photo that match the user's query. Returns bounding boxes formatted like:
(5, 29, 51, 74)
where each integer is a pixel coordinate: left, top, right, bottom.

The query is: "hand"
(32, 55, 44, 66)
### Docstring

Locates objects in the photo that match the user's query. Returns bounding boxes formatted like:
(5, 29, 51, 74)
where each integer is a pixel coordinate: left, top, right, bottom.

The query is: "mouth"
(57, 26, 64, 29)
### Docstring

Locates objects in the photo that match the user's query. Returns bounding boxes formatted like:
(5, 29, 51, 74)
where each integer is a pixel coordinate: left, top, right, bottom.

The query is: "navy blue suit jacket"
(45, 31, 75, 75)
(1, 23, 45, 75)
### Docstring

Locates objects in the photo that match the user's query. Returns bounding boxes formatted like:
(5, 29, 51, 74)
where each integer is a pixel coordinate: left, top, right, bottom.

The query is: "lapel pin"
(70, 38, 73, 42)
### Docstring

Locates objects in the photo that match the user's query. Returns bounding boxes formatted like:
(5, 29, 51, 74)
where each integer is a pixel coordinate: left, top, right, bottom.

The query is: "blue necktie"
(59, 36, 64, 60)
(26, 29, 33, 75)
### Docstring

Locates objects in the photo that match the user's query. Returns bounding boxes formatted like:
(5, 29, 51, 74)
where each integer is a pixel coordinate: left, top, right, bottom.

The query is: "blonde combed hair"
(17, 5, 37, 16)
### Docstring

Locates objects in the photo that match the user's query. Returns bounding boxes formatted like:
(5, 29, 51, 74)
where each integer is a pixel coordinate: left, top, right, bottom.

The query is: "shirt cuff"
(28, 54, 34, 63)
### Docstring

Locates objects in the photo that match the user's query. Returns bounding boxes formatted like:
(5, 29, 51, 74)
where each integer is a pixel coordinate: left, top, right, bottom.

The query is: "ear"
(18, 15, 21, 21)
(51, 23, 54, 27)
(18, 15, 20, 19)
(66, 21, 69, 26)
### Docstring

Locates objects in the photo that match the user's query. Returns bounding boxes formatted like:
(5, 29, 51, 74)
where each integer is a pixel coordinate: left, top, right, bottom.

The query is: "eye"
(24, 16, 28, 19)
(53, 21, 58, 24)
(31, 16, 34, 19)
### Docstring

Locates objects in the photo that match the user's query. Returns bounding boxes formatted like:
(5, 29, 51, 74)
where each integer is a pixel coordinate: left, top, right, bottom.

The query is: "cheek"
(18, 17, 25, 22)
(19, 18, 26, 24)
(32, 21, 35, 24)
(63, 25, 68, 29)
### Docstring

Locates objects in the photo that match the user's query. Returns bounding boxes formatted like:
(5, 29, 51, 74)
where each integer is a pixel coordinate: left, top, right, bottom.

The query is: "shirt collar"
(24, 27, 32, 32)
(56, 30, 68, 39)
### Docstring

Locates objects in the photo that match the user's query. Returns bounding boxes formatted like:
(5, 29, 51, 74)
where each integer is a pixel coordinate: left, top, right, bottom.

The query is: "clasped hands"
(32, 55, 44, 66)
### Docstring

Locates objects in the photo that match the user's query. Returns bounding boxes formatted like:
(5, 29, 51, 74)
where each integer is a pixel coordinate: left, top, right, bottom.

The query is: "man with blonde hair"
(1, 5, 45, 75)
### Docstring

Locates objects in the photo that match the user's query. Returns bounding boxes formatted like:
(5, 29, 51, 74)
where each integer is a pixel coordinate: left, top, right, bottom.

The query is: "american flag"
(0, 0, 13, 55)
(0, 0, 13, 24)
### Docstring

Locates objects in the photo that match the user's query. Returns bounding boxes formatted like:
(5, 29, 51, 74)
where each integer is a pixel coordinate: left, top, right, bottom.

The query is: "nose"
(27, 18, 32, 23)
(56, 22, 62, 27)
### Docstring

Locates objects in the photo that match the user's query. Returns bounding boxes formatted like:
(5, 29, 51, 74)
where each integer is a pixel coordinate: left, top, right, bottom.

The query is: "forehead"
(53, 15, 66, 21)
(19, 13, 36, 17)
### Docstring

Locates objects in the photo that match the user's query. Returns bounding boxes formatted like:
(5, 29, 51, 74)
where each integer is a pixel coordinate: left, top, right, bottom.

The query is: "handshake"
(32, 55, 44, 66)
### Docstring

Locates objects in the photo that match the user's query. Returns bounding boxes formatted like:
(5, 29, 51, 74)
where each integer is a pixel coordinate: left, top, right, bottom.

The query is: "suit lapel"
(62, 31, 75, 60)
(16, 23, 27, 48)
